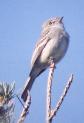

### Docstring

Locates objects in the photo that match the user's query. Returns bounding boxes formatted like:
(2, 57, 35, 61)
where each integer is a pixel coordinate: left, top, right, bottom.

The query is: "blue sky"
(0, 0, 84, 123)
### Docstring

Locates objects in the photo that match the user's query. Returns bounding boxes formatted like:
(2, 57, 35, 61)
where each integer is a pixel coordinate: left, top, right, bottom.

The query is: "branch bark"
(46, 61, 74, 123)
(46, 62, 55, 123)
(17, 94, 31, 123)
(49, 74, 73, 120)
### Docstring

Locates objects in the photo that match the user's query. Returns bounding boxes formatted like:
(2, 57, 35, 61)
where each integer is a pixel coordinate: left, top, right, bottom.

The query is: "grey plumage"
(21, 17, 69, 102)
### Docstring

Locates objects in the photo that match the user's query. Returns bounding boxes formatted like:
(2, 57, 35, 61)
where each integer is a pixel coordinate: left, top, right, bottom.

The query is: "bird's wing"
(31, 29, 51, 67)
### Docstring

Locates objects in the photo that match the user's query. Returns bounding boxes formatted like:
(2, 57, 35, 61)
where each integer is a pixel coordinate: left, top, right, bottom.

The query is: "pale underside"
(31, 27, 69, 69)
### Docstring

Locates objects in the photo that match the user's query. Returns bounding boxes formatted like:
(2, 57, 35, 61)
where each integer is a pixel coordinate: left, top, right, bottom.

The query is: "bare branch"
(17, 94, 31, 123)
(46, 62, 56, 123)
(49, 74, 74, 120)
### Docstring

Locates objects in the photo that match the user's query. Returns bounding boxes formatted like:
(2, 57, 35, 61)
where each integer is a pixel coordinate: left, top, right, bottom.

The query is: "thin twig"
(49, 74, 73, 120)
(16, 95, 25, 108)
(46, 62, 55, 123)
(17, 94, 31, 123)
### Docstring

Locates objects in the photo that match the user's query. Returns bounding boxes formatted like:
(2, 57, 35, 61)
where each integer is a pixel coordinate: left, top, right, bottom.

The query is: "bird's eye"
(49, 21, 52, 25)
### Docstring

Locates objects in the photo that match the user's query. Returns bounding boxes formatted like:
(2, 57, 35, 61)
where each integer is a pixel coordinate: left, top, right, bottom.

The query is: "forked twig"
(46, 61, 74, 123)
(17, 94, 31, 123)
(49, 74, 73, 120)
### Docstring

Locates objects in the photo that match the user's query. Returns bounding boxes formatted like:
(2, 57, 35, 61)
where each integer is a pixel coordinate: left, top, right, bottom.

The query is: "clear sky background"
(0, 0, 84, 123)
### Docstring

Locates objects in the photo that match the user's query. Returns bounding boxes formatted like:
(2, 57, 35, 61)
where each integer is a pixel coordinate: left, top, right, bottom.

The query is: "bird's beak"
(60, 17, 64, 23)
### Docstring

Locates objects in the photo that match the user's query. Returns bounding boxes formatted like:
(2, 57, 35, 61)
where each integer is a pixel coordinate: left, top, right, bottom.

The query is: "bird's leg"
(49, 58, 56, 69)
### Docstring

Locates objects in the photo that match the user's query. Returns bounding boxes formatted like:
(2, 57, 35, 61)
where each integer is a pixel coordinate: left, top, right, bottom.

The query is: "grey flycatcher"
(21, 17, 69, 102)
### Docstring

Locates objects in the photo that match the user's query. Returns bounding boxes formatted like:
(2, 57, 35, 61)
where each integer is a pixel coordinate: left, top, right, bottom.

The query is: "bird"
(21, 17, 70, 102)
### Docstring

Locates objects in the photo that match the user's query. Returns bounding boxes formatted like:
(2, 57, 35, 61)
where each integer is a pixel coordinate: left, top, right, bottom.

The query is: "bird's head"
(42, 17, 64, 30)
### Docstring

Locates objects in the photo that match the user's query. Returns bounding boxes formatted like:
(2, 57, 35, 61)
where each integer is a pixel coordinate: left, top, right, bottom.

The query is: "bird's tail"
(21, 76, 35, 102)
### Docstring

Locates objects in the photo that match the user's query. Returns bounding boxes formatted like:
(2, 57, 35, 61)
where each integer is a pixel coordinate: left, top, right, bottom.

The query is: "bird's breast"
(40, 35, 69, 64)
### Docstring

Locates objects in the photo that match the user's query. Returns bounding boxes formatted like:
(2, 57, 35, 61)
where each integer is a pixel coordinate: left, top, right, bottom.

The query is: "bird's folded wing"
(31, 30, 51, 67)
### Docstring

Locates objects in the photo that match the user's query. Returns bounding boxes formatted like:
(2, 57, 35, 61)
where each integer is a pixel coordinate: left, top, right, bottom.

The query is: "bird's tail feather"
(21, 76, 35, 102)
